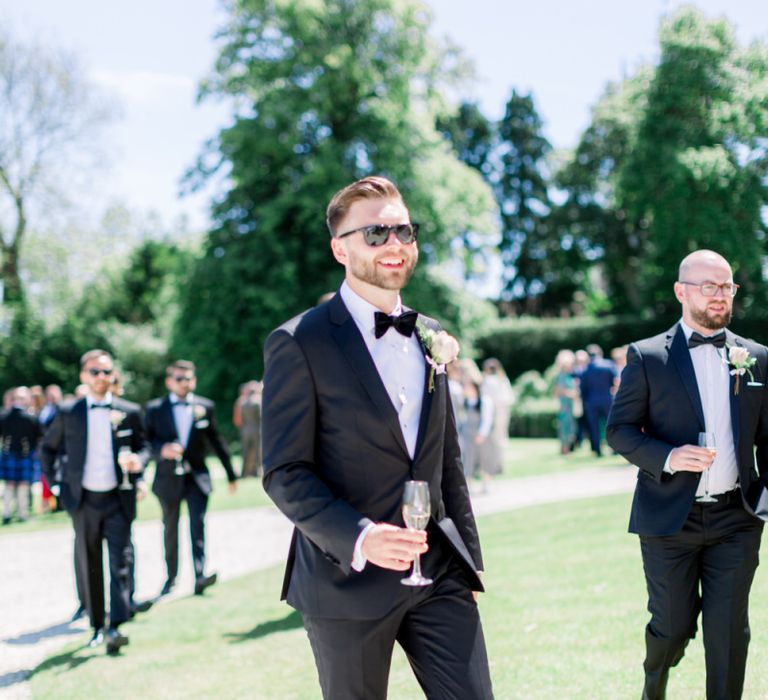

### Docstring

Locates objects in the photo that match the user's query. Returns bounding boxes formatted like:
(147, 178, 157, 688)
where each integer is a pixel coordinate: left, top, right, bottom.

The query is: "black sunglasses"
(87, 368, 113, 377)
(336, 223, 419, 247)
(173, 375, 194, 383)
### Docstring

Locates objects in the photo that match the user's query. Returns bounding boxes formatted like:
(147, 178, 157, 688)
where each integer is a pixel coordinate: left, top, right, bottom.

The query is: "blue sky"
(1, 0, 765, 231)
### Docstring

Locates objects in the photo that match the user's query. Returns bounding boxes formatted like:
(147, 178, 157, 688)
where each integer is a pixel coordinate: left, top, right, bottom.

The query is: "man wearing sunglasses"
(262, 176, 492, 699)
(145, 360, 237, 598)
(607, 250, 768, 699)
(40, 349, 149, 655)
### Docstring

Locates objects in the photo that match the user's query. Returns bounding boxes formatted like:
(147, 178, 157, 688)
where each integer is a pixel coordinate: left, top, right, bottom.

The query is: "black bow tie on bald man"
(688, 331, 726, 349)
(374, 310, 419, 339)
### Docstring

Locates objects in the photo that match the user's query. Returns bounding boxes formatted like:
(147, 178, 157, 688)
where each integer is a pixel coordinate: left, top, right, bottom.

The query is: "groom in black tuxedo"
(41, 349, 149, 654)
(262, 176, 493, 699)
(145, 360, 237, 596)
(607, 250, 768, 699)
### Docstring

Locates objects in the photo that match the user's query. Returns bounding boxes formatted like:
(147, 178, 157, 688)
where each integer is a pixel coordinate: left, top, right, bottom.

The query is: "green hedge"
(476, 314, 768, 380)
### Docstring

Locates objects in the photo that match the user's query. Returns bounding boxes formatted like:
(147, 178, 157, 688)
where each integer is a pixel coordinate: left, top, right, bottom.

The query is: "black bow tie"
(688, 331, 726, 349)
(374, 310, 418, 339)
(174, 401, 189, 407)
(90, 403, 112, 410)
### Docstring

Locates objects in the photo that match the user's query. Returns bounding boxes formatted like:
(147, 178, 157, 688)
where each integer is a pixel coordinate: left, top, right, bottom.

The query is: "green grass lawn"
(1, 439, 622, 536)
(29, 493, 768, 699)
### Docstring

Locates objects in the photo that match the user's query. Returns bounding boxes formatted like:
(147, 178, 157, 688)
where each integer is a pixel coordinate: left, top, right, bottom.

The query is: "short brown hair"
(80, 349, 113, 370)
(166, 359, 196, 376)
(326, 176, 405, 236)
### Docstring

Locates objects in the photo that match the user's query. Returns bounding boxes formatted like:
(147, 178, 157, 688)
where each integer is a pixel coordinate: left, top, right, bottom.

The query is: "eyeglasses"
(87, 368, 114, 377)
(679, 281, 739, 297)
(173, 375, 194, 383)
(336, 223, 419, 247)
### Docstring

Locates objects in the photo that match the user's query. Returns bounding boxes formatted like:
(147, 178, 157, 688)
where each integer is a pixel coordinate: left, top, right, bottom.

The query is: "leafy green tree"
(175, 0, 497, 404)
(558, 8, 768, 316)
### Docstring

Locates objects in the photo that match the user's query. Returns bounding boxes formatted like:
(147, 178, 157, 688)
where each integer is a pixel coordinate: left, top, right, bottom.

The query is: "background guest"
(481, 357, 514, 473)
(579, 343, 618, 457)
(553, 350, 578, 455)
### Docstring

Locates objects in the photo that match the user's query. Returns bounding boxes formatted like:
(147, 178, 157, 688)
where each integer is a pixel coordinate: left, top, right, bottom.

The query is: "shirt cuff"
(351, 522, 378, 572)
(663, 449, 675, 474)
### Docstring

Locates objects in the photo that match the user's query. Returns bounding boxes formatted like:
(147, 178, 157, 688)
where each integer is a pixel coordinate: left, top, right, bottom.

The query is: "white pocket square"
(116, 429, 134, 437)
(747, 382, 764, 387)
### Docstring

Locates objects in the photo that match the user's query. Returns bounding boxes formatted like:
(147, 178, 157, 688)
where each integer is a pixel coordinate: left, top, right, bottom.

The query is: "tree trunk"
(1, 246, 23, 304)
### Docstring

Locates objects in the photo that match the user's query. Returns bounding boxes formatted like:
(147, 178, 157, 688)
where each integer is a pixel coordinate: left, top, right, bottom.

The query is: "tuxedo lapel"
(667, 324, 706, 431)
(329, 295, 410, 459)
(162, 396, 180, 441)
(725, 330, 741, 453)
(73, 398, 88, 475)
(412, 314, 435, 461)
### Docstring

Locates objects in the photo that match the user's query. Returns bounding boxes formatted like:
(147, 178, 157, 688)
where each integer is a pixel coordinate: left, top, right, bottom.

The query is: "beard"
(347, 249, 418, 291)
(690, 303, 731, 330)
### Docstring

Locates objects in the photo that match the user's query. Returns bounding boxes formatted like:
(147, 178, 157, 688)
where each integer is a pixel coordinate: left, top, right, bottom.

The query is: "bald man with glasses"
(607, 250, 768, 699)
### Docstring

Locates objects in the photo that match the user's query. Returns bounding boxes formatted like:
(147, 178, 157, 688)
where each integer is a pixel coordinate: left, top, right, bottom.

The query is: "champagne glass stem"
(411, 553, 423, 580)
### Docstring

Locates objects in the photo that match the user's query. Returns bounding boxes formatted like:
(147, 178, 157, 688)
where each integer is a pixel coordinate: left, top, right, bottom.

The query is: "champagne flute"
(400, 480, 433, 587)
(697, 432, 717, 502)
(117, 446, 134, 491)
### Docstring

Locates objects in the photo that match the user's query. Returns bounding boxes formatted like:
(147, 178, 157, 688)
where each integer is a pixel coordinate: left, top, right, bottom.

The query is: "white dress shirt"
(81, 393, 119, 492)
(665, 320, 739, 496)
(171, 393, 195, 448)
(339, 282, 427, 571)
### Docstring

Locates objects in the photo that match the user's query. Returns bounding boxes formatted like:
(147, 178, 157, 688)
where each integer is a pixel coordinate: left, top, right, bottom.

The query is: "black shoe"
(105, 627, 129, 655)
(159, 578, 176, 597)
(130, 599, 153, 615)
(1, 517, 10, 526)
(194, 573, 217, 595)
(88, 629, 104, 648)
(71, 604, 86, 622)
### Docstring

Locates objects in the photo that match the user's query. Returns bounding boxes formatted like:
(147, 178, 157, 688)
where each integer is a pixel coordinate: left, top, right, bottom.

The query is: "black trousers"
(160, 477, 208, 580)
(302, 561, 493, 700)
(639, 496, 763, 700)
(72, 489, 131, 631)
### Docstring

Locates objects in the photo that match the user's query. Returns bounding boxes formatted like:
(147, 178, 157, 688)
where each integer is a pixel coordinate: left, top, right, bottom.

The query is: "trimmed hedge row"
(476, 314, 768, 381)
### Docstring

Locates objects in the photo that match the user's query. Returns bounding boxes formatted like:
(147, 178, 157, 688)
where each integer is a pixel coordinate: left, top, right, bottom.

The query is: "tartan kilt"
(0, 453, 40, 482)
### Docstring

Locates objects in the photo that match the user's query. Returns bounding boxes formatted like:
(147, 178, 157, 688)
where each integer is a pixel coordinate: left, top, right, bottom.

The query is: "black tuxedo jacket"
(606, 323, 768, 536)
(145, 395, 236, 502)
(40, 397, 150, 521)
(262, 292, 483, 620)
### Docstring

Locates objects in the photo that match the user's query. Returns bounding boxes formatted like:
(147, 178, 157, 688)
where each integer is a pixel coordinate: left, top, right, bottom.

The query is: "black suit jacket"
(0, 407, 42, 455)
(606, 324, 768, 536)
(145, 395, 236, 502)
(40, 397, 150, 521)
(262, 292, 483, 620)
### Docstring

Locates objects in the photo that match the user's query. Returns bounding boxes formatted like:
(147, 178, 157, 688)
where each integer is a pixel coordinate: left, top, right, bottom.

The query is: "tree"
(175, 0, 497, 404)
(558, 8, 768, 316)
(0, 30, 111, 305)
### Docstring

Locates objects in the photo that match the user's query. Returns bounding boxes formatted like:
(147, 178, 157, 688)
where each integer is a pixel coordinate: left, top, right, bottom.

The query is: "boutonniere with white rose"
(726, 344, 756, 395)
(109, 410, 127, 429)
(416, 323, 460, 393)
(193, 405, 206, 421)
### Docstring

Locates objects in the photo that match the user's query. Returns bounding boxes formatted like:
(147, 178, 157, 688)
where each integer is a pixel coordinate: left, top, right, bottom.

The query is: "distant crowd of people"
(553, 343, 628, 457)
(447, 357, 514, 494)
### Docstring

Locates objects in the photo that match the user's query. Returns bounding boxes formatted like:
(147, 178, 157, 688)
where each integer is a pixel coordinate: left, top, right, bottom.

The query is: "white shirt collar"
(170, 393, 194, 405)
(339, 281, 404, 336)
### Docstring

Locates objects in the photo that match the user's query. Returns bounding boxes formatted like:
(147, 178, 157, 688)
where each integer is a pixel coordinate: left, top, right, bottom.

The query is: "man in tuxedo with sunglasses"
(607, 250, 768, 699)
(41, 349, 149, 655)
(262, 176, 493, 699)
(145, 360, 237, 597)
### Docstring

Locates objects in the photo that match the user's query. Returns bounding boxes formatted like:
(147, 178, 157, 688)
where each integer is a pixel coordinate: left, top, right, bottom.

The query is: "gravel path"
(0, 465, 637, 699)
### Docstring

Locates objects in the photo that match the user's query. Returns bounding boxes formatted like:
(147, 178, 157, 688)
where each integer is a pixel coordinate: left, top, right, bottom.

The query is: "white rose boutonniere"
(193, 405, 206, 421)
(110, 410, 127, 429)
(417, 323, 460, 393)
(726, 344, 756, 395)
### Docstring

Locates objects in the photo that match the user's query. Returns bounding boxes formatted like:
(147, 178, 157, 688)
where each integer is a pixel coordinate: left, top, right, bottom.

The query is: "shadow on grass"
(225, 609, 303, 643)
(27, 644, 98, 680)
